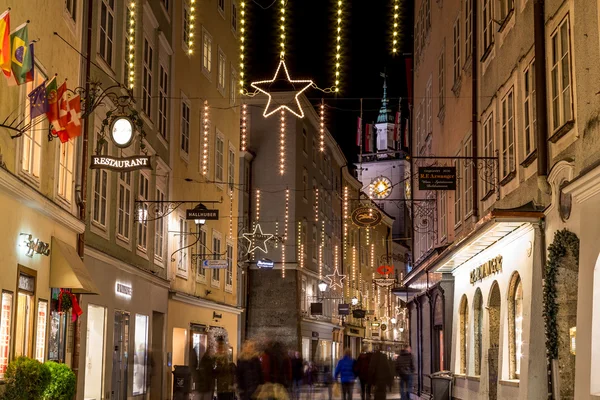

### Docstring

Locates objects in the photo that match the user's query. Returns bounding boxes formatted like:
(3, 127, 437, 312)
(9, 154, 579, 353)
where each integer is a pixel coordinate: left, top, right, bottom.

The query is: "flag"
(28, 80, 48, 119)
(356, 117, 362, 147)
(10, 23, 32, 85)
(0, 9, 10, 78)
(24, 43, 34, 83)
(365, 124, 372, 152)
(404, 118, 409, 149)
(45, 77, 60, 127)
(54, 82, 70, 143)
(65, 95, 82, 140)
(394, 111, 401, 142)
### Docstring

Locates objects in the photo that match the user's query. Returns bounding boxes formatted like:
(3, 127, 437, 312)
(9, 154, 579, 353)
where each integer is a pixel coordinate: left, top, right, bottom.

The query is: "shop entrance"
(487, 283, 501, 400)
(112, 311, 130, 400)
(150, 311, 165, 400)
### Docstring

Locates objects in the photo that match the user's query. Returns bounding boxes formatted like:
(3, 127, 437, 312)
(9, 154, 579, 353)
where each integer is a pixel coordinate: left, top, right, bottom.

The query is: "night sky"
(246, 0, 413, 163)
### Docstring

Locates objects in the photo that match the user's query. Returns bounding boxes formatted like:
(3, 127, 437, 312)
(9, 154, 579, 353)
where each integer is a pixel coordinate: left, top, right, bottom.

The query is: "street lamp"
(318, 281, 328, 292)
(351, 296, 359, 306)
(391, 317, 397, 324)
(193, 203, 208, 226)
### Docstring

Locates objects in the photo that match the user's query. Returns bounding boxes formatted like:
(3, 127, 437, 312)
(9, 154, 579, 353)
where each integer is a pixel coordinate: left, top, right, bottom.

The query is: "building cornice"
(170, 291, 244, 315)
(563, 162, 600, 203)
(84, 246, 171, 289)
(0, 167, 85, 234)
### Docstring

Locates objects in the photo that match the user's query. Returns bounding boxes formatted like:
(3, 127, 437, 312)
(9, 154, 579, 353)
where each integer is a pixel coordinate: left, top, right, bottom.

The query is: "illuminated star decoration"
(325, 267, 346, 290)
(250, 59, 313, 118)
(242, 224, 274, 255)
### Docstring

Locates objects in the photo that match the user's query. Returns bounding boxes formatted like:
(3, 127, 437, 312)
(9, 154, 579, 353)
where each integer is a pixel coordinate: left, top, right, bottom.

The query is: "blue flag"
(28, 80, 48, 119)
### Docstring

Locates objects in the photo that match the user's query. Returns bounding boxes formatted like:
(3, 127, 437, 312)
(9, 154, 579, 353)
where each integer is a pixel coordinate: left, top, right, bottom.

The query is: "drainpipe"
(471, 0, 479, 220)
(534, 0, 550, 195)
(72, 0, 94, 393)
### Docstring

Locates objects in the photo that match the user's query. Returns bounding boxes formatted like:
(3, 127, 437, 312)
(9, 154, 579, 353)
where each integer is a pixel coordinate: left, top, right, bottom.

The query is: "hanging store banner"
(373, 278, 396, 287)
(418, 166, 456, 190)
(90, 155, 152, 172)
(351, 207, 382, 228)
(186, 209, 219, 220)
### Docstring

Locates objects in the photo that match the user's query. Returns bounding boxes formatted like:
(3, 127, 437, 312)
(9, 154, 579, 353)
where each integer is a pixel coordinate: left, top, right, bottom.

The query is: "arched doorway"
(488, 282, 501, 400)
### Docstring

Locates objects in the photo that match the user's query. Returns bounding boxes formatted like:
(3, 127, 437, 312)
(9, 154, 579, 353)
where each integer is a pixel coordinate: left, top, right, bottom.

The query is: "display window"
(0, 291, 13, 379)
(84, 304, 106, 400)
(133, 314, 148, 395)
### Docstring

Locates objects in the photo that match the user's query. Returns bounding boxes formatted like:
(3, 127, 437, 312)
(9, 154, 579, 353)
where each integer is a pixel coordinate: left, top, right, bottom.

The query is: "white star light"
(242, 224, 274, 255)
(325, 267, 346, 290)
(250, 59, 313, 118)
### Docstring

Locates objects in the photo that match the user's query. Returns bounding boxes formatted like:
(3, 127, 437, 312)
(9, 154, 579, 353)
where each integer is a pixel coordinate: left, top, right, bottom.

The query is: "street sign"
(201, 259, 228, 269)
(186, 209, 219, 220)
(418, 166, 456, 190)
(338, 303, 350, 315)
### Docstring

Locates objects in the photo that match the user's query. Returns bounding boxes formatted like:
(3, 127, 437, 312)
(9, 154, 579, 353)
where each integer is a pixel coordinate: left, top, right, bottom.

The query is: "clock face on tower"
(370, 176, 393, 199)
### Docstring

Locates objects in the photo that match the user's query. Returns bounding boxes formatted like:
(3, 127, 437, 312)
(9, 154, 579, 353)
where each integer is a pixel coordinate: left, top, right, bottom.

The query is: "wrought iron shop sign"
(90, 155, 152, 171)
(186, 209, 219, 220)
(470, 255, 503, 284)
(351, 207, 382, 228)
(418, 166, 456, 190)
(373, 278, 396, 287)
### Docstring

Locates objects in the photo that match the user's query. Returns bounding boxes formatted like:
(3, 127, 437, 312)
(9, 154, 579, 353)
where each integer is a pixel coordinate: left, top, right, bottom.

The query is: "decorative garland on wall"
(543, 229, 579, 360)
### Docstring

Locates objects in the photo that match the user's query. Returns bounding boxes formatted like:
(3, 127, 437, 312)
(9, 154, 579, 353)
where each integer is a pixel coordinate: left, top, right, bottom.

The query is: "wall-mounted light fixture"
(19, 233, 50, 257)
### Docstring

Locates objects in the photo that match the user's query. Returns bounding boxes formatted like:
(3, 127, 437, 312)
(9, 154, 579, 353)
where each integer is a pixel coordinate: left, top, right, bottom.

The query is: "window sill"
(499, 379, 519, 387)
(211, 280, 221, 288)
(438, 106, 446, 124)
(116, 235, 132, 250)
(500, 170, 516, 186)
(480, 44, 495, 63)
(452, 77, 462, 97)
(19, 171, 41, 190)
(218, 8, 225, 19)
(521, 149, 537, 168)
(136, 247, 150, 260)
(154, 256, 165, 268)
(481, 189, 495, 202)
(497, 10, 515, 33)
(202, 68, 213, 82)
(549, 120, 575, 143)
(157, 132, 169, 149)
(180, 151, 190, 164)
(225, 285, 233, 293)
(90, 221, 109, 240)
(176, 272, 189, 280)
(196, 276, 207, 284)
(466, 375, 480, 382)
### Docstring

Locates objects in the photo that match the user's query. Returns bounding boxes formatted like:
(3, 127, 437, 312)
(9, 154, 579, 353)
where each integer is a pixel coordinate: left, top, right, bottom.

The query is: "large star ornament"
(242, 224, 274, 255)
(250, 59, 314, 118)
(325, 267, 347, 291)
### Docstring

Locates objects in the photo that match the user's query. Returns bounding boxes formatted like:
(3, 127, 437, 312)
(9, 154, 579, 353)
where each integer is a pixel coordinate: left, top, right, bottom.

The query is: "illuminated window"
(57, 140, 74, 203)
(524, 60, 537, 157)
(0, 291, 13, 379)
(133, 314, 148, 395)
(142, 38, 153, 117)
(550, 17, 572, 132)
(426, 76, 432, 134)
(35, 300, 48, 363)
(155, 188, 165, 261)
(99, 0, 114, 66)
(137, 173, 150, 251)
(501, 89, 515, 178)
(459, 295, 468, 374)
(22, 68, 46, 181)
(473, 288, 483, 375)
(158, 65, 169, 138)
(203, 30, 213, 74)
(509, 273, 524, 379)
(84, 305, 106, 400)
(117, 172, 132, 241)
(15, 272, 35, 358)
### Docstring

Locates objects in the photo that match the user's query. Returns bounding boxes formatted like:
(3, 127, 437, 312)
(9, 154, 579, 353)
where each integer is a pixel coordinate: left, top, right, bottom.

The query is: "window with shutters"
(142, 38, 153, 118)
(524, 60, 537, 157)
(550, 17, 573, 133)
(501, 89, 516, 179)
(117, 171, 132, 242)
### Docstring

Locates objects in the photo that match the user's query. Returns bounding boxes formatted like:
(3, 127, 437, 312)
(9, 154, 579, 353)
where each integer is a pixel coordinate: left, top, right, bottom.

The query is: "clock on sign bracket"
(370, 176, 393, 199)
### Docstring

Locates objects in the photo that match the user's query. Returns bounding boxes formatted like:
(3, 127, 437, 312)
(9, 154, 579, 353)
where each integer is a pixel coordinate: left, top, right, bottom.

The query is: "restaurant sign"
(90, 155, 152, 172)
(470, 255, 503, 284)
(418, 166, 456, 190)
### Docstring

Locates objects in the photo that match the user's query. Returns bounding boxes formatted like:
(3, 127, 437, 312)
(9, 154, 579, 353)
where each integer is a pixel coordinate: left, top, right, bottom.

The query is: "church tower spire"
(377, 71, 394, 124)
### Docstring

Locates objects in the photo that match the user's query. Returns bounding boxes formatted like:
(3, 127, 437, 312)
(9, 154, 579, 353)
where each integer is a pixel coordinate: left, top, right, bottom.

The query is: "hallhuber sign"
(91, 155, 152, 171)
(186, 209, 219, 220)
(418, 166, 456, 190)
(351, 207, 382, 228)
(470, 255, 503, 284)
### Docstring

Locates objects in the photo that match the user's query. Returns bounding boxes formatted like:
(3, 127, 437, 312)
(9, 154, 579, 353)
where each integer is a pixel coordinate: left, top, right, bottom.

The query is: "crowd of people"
(185, 338, 415, 400)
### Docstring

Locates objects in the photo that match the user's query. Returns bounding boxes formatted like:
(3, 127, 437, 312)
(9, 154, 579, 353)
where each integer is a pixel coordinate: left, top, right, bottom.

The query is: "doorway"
(14, 270, 36, 358)
(112, 311, 130, 400)
(150, 312, 165, 400)
(488, 282, 501, 400)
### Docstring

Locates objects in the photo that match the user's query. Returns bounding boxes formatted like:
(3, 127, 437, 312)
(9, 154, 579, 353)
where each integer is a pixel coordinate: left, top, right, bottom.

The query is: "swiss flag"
(65, 95, 82, 140)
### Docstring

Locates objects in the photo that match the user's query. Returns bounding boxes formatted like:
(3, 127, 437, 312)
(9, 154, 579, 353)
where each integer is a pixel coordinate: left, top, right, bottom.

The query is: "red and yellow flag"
(0, 9, 10, 78)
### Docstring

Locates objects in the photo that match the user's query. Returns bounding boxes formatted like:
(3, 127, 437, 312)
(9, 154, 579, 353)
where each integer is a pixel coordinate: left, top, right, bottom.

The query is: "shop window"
(0, 291, 13, 379)
(14, 270, 36, 358)
(34, 300, 48, 362)
(84, 304, 106, 400)
(473, 288, 483, 375)
(190, 324, 208, 373)
(508, 273, 523, 379)
(133, 314, 148, 395)
(459, 295, 468, 374)
(48, 289, 70, 363)
(433, 294, 444, 372)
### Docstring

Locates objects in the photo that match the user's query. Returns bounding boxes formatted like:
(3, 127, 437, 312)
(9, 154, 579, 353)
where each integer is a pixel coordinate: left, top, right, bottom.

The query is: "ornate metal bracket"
(134, 199, 223, 223)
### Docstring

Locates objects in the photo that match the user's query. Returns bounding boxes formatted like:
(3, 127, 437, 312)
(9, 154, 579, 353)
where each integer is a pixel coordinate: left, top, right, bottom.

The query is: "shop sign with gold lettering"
(90, 155, 152, 172)
(470, 255, 503, 284)
(351, 207, 382, 228)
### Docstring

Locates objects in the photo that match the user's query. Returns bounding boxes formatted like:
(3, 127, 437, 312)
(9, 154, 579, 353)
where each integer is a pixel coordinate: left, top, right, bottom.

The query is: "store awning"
(50, 237, 100, 295)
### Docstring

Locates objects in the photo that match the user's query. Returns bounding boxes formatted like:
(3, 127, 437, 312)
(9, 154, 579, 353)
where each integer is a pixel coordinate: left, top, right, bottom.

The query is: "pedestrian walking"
(368, 347, 393, 400)
(395, 346, 415, 400)
(303, 361, 317, 400)
(335, 348, 356, 400)
(197, 345, 215, 400)
(322, 364, 333, 400)
(215, 337, 237, 400)
(355, 352, 372, 400)
(237, 340, 264, 400)
(291, 351, 305, 400)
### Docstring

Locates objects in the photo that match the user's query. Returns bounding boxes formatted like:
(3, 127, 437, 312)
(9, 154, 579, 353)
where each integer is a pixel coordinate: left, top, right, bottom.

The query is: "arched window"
(459, 295, 469, 374)
(473, 288, 483, 375)
(508, 273, 524, 379)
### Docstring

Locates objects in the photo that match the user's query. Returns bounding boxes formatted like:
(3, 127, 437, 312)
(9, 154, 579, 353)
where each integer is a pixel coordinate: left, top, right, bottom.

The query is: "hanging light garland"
(320, 219, 325, 279)
(255, 189, 261, 221)
(283, 188, 289, 278)
(334, 244, 339, 278)
(334, 0, 342, 92)
(202, 101, 209, 176)
(352, 245, 356, 294)
(239, 0, 246, 92)
(279, 110, 286, 175)
(229, 191, 234, 240)
(319, 101, 325, 152)
(314, 188, 319, 222)
(370, 243, 375, 270)
(275, 221, 279, 249)
(127, 1, 136, 89)
(392, 0, 399, 54)
(188, 0, 196, 54)
(279, 0, 286, 59)
(318, 244, 323, 280)
(343, 186, 349, 255)
(240, 103, 248, 151)
(297, 222, 303, 269)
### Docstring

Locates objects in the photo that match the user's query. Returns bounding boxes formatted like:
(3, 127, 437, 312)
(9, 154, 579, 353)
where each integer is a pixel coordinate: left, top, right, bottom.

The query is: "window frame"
(21, 68, 46, 184)
(211, 231, 222, 287)
(98, 0, 115, 67)
(196, 227, 208, 283)
(550, 16, 573, 133)
(453, 16, 461, 85)
(438, 48, 445, 114)
(501, 88, 516, 179)
(215, 130, 225, 186)
(426, 76, 432, 134)
(230, 67, 237, 106)
(158, 64, 169, 139)
(465, 0, 472, 60)
(65, 0, 77, 22)
(91, 164, 109, 230)
(439, 190, 447, 241)
(182, 0, 191, 53)
(57, 139, 75, 205)
(454, 154, 462, 228)
(137, 172, 150, 252)
(482, 113, 495, 197)
(459, 295, 469, 375)
(231, 0, 238, 34)
(202, 28, 213, 78)
(482, 0, 494, 53)
(508, 273, 523, 380)
(225, 242, 234, 292)
(154, 187, 166, 263)
(498, 0, 515, 22)
(180, 95, 191, 160)
(176, 217, 189, 279)
(463, 137, 473, 218)
(142, 37, 153, 119)
(117, 171, 133, 243)
(218, 0, 226, 17)
(228, 143, 236, 192)
(523, 60, 537, 158)
(217, 48, 226, 94)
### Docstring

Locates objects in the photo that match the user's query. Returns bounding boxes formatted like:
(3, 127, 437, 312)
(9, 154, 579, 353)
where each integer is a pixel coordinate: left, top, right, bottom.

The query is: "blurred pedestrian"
(303, 361, 317, 400)
(237, 340, 263, 400)
(322, 364, 333, 400)
(197, 345, 215, 400)
(395, 346, 415, 400)
(262, 341, 293, 388)
(368, 347, 393, 400)
(291, 351, 304, 400)
(215, 338, 237, 400)
(335, 348, 356, 400)
(355, 352, 372, 400)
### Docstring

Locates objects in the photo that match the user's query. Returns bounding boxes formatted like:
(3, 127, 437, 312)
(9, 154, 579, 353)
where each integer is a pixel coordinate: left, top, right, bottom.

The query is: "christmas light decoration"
(279, 0, 286, 59)
(202, 101, 209, 176)
(229, 190, 234, 239)
(370, 243, 375, 269)
(319, 101, 325, 152)
(334, 245, 339, 275)
(255, 189, 261, 221)
(318, 244, 323, 279)
(297, 222, 303, 269)
(279, 110, 286, 175)
(314, 188, 319, 222)
(282, 188, 289, 278)
(275, 221, 279, 249)
(334, 0, 342, 91)
(188, 0, 196, 55)
(343, 186, 349, 254)
(366, 226, 370, 246)
(240, 103, 248, 151)
(392, 0, 399, 54)
(320, 219, 325, 279)
(250, 59, 313, 118)
(300, 244, 304, 268)
(127, 2, 136, 89)
(352, 246, 356, 293)
(325, 267, 346, 290)
(242, 224, 273, 255)
(239, 0, 246, 92)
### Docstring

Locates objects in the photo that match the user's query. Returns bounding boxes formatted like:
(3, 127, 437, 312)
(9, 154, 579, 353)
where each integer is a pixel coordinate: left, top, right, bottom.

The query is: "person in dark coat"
(237, 340, 264, 400)
(215, 338, 237, 400)
(368, 347, 393, 400)
(395, 346, 415, 400)
(261, 341, 292, 388)
(197, 346, 215, 400)
(355, 352, 372, 400)
(322, 364, 334, 400)
(291, 351, 304, 400)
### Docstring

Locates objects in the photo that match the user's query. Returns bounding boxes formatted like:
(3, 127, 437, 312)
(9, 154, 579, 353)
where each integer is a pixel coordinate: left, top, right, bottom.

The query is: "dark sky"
(246, 0, 413, 163)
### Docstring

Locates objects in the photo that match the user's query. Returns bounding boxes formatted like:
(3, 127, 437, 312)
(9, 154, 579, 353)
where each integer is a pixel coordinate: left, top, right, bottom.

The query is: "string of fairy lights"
(202, 101, 209, 176)
(279, 0, 286, 59)
(239, 0, 247, 92)
(283, 188, 289, 278)
(188, 0, 196, 54)
(334, 0, 342, 92)
(392, 0, 400, 54)
(240, 104, 248, 151)
(279, 110, 286, 175)
(127, 1, 136, 89)
(319, 101, 325, 152)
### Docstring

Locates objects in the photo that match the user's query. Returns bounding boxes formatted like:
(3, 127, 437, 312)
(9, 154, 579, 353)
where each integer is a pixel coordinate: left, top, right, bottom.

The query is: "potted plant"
(42, 362, 76, 400)
(1, 357, 51, 400)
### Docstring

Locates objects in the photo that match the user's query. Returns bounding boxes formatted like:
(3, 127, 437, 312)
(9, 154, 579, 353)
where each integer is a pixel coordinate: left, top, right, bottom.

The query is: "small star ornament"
(250, 59, 313, 118)
(325, 267, 346, 290)
(242, 224, 274, 255)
